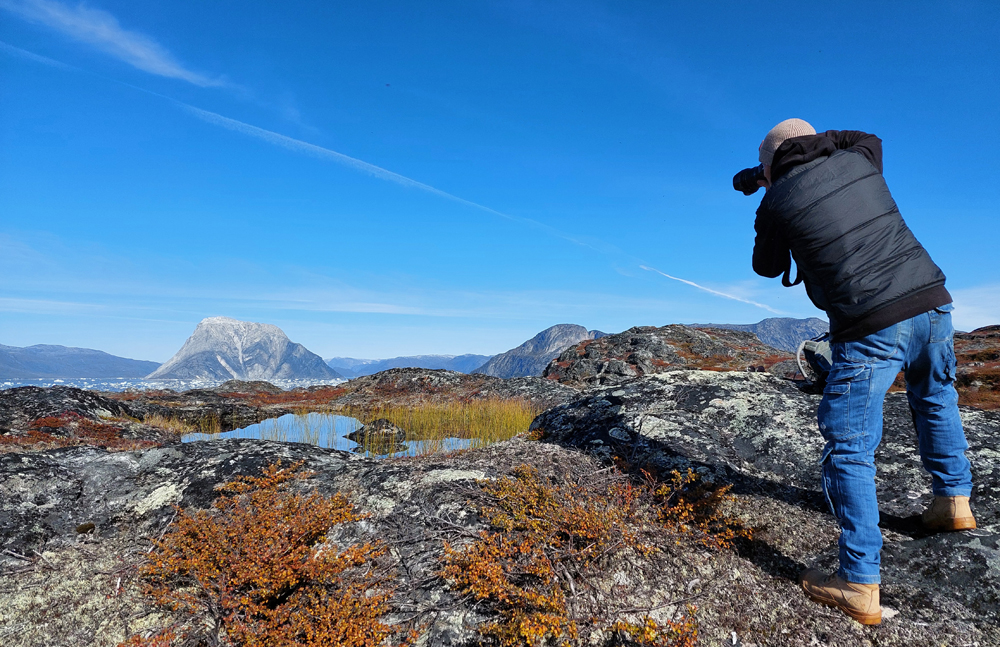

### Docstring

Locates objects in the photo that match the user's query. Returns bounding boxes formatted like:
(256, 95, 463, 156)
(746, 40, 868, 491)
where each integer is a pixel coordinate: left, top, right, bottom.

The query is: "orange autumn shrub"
(125, 461, 413, 647)
(117, 630, 175, 647)
(649, 468, 751, 550)
(0, 413, 158, 453)
(441, 464, 732, 646)
(442, 464, 650, 645)
(610, 613, 698, 647)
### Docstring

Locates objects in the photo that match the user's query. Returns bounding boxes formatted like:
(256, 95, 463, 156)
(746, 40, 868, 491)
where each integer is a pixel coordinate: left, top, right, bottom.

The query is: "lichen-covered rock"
(541, 325, 795, 387)
(331, 367, 581, 410)
(0, 386, 134, 433)
(120, 388, 295, 433)
(532, 370, 1000, 641)
(0, 440, 359, 556)
(347, 417, 407, 443)
(0, 438, 523, 646)
(3, 370, 1000, 646)
(0, 386, 185, 451)
(212, 379, 285, 394)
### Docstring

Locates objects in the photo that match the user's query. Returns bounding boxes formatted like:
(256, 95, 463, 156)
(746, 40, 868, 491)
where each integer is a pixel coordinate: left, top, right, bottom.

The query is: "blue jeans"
(817, 304, 973, 585)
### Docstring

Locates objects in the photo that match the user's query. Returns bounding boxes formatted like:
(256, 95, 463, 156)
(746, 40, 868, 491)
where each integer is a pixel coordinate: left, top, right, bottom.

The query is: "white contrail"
(0, 0, 227, 87)
(640, 265, 783, 313)
(4, 40, 764, 309)
(178, 103, 606, 250)
(182, 104, 470, 201)
(0, 39, 70, 68)
(0, 38, 601, 252)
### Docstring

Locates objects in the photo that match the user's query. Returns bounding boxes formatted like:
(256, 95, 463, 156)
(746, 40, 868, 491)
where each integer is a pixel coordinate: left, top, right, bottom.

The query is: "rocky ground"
(0, 387, 183, 451)
(2, 326, 999, 646)
(542, 325, 799, 387)
(533, 371, 1000, 642)
(1, 367, 998, 646)
(954, 325, 1000, 409)
(545, 323, 1000, 410)
(326, 367, 581, 410)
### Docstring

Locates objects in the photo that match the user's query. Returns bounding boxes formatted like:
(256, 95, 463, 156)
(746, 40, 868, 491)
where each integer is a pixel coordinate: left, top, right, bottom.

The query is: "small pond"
(181, 412, 473, 457)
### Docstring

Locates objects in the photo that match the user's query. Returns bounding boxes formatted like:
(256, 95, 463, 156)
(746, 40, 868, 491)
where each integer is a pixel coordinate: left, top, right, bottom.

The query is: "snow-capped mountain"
(147, 317, 341, 381)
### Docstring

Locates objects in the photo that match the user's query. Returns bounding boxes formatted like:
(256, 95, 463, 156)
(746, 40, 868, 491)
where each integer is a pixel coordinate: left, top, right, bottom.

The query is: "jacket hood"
(771, 134, 838, 181)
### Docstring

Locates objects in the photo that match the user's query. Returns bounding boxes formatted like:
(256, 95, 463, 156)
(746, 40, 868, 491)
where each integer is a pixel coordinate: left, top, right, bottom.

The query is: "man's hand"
(757, 164, 773, 191)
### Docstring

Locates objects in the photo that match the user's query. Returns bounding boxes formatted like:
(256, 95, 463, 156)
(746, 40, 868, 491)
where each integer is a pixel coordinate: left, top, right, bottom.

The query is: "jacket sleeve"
(822, 130, 883, 173)
(752, 209, 791, 279)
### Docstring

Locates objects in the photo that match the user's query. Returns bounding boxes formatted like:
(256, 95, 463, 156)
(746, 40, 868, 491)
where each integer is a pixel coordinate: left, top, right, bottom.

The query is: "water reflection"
(181, 412, 472, 458)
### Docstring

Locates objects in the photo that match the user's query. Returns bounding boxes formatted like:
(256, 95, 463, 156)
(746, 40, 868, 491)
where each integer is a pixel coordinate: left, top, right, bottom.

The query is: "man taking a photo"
(747, 118, 976, 625)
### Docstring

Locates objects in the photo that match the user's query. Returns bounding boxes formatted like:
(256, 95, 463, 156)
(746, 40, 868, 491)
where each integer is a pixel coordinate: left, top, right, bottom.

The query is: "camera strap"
(781, 263, 803, 287)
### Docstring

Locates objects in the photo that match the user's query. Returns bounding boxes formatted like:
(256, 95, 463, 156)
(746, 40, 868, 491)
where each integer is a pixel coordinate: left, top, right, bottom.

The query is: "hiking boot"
(799, 569, 881, 625)
(922, 496, 976, 532)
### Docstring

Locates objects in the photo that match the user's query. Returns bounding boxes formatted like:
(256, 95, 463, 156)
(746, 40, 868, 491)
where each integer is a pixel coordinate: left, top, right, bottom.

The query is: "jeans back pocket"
(930, 303, 954, 343)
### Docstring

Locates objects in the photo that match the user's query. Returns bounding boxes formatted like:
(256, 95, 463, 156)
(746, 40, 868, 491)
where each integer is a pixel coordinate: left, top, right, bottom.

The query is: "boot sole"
(803, 591, 882, 625)
(924, 517, 976, 532)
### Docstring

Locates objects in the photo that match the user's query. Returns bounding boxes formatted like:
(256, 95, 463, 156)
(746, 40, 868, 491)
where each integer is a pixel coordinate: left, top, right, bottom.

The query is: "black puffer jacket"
(754, 130, 950, 341)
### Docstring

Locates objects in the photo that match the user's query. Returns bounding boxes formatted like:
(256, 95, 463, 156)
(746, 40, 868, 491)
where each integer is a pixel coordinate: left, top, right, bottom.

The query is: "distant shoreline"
(0, 377, 346, 393)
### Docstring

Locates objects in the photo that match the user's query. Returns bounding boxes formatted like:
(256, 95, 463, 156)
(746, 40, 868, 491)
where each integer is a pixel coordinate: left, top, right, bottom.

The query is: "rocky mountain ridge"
(692, 316, 829, 353)
(147, 317, 341, 382)
(474, 323, 607, 378)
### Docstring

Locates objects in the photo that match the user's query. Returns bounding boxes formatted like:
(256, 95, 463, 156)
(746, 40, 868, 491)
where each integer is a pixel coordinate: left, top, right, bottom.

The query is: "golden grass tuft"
(142, 414, 196, 435)
(342, 398, 542, 456)
(197, 413, 221, 435)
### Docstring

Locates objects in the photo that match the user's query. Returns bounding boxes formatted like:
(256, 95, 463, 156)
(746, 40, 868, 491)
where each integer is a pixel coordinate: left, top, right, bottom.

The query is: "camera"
(733, 164, 766, 196)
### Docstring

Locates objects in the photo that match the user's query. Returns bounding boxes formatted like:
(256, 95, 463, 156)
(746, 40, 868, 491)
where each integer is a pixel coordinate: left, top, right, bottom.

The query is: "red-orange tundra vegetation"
(441, 463, 750, 646)
(0, 412, 158, 453)
(121, 461, 415, 647)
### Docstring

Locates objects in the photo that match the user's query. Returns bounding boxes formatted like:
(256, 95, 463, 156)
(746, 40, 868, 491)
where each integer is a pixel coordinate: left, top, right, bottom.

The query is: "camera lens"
(733, 164, 765, 196)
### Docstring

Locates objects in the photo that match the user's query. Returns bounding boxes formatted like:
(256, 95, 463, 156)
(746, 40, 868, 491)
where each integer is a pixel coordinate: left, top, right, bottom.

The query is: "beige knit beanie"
(759, 118, 816, 165)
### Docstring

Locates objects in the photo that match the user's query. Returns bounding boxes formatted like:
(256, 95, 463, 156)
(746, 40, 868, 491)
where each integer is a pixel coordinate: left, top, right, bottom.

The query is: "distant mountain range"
(326, 354, 493, 378)
(327, 324, 608, 380)
(148, 317, 341, 381)
(474, 324, 607, 378)
(2, 316, 829, 383)
(0, 344, 160, 379)
(692, 317, 829, 353)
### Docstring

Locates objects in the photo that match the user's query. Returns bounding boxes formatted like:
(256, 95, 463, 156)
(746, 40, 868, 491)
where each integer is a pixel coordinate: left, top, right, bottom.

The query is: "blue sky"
(1, 1, 998, 362)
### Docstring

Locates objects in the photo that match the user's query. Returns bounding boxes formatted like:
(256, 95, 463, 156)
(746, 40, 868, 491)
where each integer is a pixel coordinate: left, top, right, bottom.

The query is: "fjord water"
(0, 377, 345, 392)
(181, 412, 473, 457)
